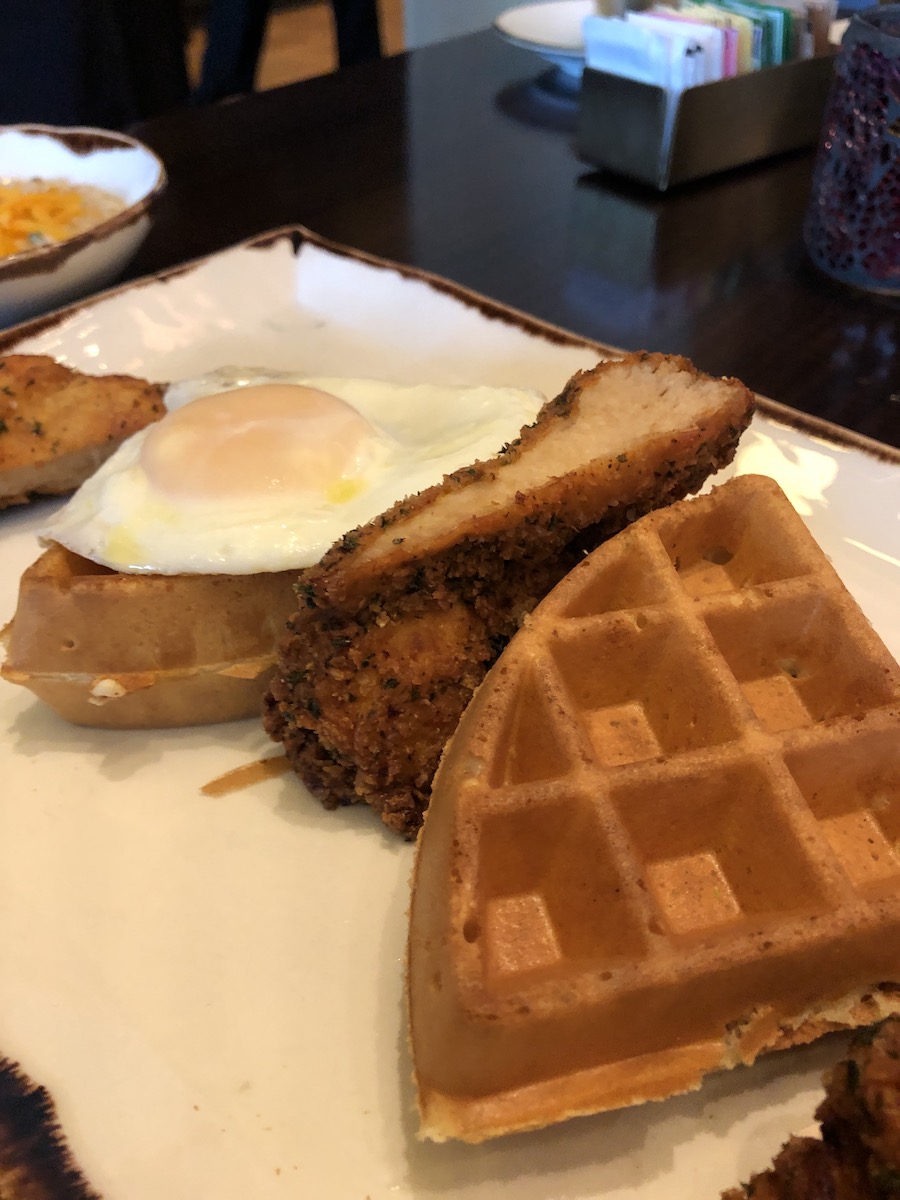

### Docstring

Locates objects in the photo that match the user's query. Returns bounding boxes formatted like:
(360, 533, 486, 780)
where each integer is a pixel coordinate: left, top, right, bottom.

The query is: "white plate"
(0, 228, 898, 1200)
(494, 0, 594, 79)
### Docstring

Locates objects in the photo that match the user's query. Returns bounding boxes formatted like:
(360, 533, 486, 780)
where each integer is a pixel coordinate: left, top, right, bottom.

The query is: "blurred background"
(0, 0, 408, 129)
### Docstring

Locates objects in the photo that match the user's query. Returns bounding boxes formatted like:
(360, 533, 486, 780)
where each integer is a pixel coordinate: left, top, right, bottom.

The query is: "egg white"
(41, 368, 545, 576)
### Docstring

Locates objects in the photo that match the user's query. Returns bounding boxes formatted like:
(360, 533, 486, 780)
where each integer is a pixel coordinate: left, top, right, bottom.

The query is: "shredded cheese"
(0, 179, 124, 258)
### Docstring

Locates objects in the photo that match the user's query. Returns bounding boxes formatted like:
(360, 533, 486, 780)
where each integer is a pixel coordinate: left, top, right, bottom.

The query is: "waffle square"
(408, 474, 900, 1142)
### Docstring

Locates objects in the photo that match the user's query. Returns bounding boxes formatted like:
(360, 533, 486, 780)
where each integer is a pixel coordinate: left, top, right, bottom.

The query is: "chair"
(194, 0, 383, 104)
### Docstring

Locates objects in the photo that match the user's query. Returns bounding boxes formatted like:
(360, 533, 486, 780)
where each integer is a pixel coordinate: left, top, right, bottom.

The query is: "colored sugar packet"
(682, 1, 757, 69)
(627, 11, 727, 81)
(649, 5, 739, 74)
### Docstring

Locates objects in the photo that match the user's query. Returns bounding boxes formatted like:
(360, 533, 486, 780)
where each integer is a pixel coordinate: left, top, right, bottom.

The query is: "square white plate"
(0, 228, 897, 1200)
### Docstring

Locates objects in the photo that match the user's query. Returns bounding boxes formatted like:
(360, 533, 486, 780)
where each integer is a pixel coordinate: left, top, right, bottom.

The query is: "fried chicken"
(0, 354, 164, 509)
(724, 1015, 900, 1200)
(263, 352, 755, 836)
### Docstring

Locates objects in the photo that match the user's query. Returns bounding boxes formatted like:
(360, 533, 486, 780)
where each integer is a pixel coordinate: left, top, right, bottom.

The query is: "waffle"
(1, 542, 299, 728)
(407, 474, 900, 1143)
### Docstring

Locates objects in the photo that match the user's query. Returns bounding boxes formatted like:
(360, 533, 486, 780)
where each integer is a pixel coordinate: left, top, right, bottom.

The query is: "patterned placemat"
(0, 1058, 99, 1200)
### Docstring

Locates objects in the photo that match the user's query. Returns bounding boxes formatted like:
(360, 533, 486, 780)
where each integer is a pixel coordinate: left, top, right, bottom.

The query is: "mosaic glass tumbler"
(803, 5, 900, 295)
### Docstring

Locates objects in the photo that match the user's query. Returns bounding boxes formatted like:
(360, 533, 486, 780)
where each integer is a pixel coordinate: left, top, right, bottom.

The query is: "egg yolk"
(140, 383, 380, 501)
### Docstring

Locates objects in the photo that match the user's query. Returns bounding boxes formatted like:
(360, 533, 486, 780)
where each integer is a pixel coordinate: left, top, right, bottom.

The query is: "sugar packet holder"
(576, 46, 836, 189)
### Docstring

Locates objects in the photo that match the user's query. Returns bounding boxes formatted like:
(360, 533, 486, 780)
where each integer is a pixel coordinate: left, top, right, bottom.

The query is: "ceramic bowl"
(0, 124, 166, 327)
(494, 0, 594, 81)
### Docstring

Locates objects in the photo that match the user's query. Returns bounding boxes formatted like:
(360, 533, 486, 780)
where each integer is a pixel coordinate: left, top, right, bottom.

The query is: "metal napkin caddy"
(576, 51, 836, 190)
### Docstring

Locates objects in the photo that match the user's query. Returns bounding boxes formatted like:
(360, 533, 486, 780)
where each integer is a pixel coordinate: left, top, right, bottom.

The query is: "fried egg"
(41, 368, 545, 575)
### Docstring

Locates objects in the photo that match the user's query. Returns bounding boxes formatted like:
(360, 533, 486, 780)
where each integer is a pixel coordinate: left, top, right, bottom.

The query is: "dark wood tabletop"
(131, 29, 900, 447)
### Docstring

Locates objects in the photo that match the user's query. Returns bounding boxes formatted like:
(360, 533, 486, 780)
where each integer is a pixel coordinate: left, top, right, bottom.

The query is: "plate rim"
(0, 223, 897, 469)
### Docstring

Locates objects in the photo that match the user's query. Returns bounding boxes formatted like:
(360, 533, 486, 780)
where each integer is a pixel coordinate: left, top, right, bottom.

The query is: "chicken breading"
(817, 1015, 900, 1190)
(724, 1014, 900, 1199)
(0, 354, 165, 509)
(263, 352, 755, 837)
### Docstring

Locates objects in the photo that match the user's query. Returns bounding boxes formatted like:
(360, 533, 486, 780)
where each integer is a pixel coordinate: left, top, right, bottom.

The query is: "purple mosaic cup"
(803, 5, 900, 295)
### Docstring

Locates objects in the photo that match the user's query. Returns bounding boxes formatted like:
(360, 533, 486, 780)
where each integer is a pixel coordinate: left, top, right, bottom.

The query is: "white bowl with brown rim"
(0, 124, 167, 328)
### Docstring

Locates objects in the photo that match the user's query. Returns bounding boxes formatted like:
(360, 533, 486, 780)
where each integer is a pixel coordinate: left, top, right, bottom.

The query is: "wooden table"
(131, 30, 900, 446)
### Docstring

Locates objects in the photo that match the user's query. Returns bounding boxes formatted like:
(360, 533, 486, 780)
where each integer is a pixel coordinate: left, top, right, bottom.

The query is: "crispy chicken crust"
(264, 352, 755, 837)
(0, 354, 165, 509)
(724, 1016, 900, 1199)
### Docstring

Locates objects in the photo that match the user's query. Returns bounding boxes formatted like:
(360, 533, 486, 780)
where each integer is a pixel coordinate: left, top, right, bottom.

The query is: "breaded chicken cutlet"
(0, 354, 164, 509)
(724, 1015, 900, 1200)
(264, 352, 755, 837)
